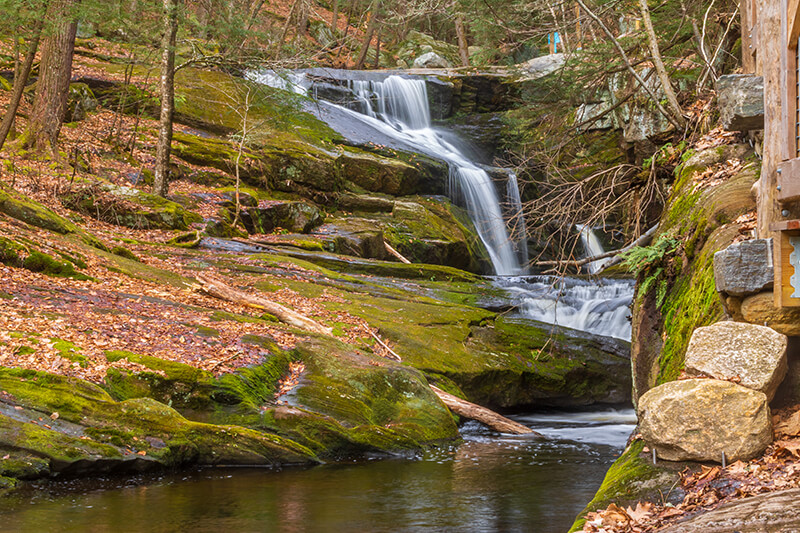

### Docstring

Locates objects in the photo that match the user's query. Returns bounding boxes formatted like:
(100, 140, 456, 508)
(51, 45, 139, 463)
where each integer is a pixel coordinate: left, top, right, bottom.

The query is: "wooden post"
(759, 0, 783, 242)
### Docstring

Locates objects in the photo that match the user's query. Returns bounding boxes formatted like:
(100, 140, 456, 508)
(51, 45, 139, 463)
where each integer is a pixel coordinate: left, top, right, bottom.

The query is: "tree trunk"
(0, 15, 45, 152)
(153, 0, 179, 198)
(638, 0, 685, 128)
(280, 0, 300, 43)
(23, 0, 77, 156)
(355, 0, 380, 70)
(330, 0, 339, 32)
(454, 14, 469, 67)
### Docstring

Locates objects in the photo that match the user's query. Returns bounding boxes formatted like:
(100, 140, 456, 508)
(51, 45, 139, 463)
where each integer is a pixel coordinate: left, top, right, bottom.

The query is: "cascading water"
(576, 224, 611, 275)
(495, 276, 634, 341)
(250, 70, 524, 276)
(251, 69, 633, 340)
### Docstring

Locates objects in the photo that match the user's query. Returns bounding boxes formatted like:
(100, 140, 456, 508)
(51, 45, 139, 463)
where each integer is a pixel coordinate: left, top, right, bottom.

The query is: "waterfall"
(576, 224, 610, 275)
(251, 71, 526, 276)
(506, 172, 529, 268)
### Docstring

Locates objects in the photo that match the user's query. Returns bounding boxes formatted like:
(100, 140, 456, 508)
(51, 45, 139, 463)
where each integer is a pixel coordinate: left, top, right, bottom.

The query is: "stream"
(0, 408, 635, 533)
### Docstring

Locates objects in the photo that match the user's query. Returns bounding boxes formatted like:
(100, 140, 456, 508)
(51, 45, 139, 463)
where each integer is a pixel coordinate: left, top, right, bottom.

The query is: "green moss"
(111, 245, 141, 262)
(568, 441, 671, 532)
(0, 237, 25, 267)
(51, 338, 88, 367)
(22, 251, 93, 281)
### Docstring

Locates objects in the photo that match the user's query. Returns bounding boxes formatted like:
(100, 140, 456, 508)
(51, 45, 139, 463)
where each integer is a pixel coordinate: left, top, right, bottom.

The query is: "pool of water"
(0, 408, 635, 533)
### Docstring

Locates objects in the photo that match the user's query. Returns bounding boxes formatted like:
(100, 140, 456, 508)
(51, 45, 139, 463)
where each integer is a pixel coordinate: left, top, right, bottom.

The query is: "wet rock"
(337, 193, 394, 213)
(413, 52, 451, 68)
(716, 74, 764, 131)
(741, 291, 800, 336)
(638, 379, 772, 462)
(684, 321, 788, 401)
(241, 202, 324, 234)
(659, 488, 800, 533)
(312, 218, 387, 259)
(714, 239, 774, 297)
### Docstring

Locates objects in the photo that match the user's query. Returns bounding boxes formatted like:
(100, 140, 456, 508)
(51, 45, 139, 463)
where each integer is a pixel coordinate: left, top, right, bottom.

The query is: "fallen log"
(429, 385, 543, 437)
(384, 241, 411, 264)
(194, 274, 334, 336)
(534, 224, 658, 270)
(195, 275, 536, 436)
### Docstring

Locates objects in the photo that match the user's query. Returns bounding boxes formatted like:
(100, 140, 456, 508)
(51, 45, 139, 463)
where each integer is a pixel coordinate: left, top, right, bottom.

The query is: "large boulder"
(413, 52, 451, 68)
(684, 321, 788, 401)
(741, 292, 800, 336)
(716, 74, 764, 131)
(714, 239, 774, 297)
(638, 379, 772, 462)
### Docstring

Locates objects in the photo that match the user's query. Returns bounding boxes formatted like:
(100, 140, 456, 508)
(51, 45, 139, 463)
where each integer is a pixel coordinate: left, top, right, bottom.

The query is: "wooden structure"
(756, 0, 800, 306)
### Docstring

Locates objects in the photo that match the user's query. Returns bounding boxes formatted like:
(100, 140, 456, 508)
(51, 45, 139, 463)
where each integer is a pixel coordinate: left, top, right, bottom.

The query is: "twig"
(369, 330, 402, 361)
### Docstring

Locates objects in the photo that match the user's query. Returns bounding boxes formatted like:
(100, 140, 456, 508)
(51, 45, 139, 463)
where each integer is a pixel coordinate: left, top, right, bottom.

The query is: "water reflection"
(0, 409, 634, 533)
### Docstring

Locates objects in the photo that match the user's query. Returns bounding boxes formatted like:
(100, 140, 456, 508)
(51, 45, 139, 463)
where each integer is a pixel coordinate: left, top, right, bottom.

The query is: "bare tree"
(0, 9, 47, 151)
(153, 0, 180, 198)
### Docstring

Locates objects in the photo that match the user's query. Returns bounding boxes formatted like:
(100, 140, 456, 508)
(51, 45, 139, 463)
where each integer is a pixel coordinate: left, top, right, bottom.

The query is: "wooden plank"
(778, 158, 800, 202)
(790, 0, 800, 46)
(770, 219, 800, 231)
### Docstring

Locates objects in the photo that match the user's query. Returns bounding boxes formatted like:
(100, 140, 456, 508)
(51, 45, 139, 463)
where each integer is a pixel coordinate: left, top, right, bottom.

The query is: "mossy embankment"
(569, 142, 759, 531)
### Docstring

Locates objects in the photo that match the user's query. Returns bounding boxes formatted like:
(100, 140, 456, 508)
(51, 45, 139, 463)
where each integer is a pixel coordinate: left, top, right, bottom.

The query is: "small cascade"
(576, 224, 611, 275)
(495, 276, 634, 341)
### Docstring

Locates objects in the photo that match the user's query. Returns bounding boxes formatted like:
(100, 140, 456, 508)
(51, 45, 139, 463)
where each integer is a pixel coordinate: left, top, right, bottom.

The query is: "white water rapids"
(249, 70, 633, 341)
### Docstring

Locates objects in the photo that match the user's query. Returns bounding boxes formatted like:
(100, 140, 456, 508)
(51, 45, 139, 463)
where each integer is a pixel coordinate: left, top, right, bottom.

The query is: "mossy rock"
(383, 196, 491, 273)
(568, 440, 686, 532)
(171, 133, 267, 180)
(22, 251, 92, 281)
(0, 368, 317, 480)
(311, 217, 387, 259)
(340, 148, 420, 195)
(259, 336, 459, 456)
(0, 236, 25, 267)
(61, 183, 202, 230)
(240, 201, 324, 234)
(630, 146, 758, 401)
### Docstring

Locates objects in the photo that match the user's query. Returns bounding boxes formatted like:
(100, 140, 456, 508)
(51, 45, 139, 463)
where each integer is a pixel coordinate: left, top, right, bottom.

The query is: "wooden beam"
(758, 0, 784, 239)
(789, 0, 800, 46)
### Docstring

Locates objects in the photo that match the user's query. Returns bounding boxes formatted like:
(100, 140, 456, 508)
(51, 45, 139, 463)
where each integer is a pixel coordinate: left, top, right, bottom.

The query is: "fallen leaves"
(582, 406, 800, 532)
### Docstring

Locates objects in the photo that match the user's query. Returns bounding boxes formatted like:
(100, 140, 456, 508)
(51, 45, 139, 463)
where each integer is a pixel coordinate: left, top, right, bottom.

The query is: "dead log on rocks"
(384, 241, 411, 264)
(535, 224, 658, 271)
(194, 274, 334, 336)
(429, 385, 542, 436)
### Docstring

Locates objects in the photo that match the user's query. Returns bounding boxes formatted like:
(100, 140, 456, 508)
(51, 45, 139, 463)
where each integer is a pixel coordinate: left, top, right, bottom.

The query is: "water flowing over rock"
(493, 276, 634, 341)
(638, 379, 772, 462)
(684, 322, 788, 401)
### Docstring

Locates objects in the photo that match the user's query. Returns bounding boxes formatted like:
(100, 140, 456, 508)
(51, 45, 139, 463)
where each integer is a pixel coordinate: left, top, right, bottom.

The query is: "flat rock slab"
(638, 379, 772, 462)
(659, 488, 800, 533)
(685, 321, 788, 400)
(713, 239, 773, 297)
